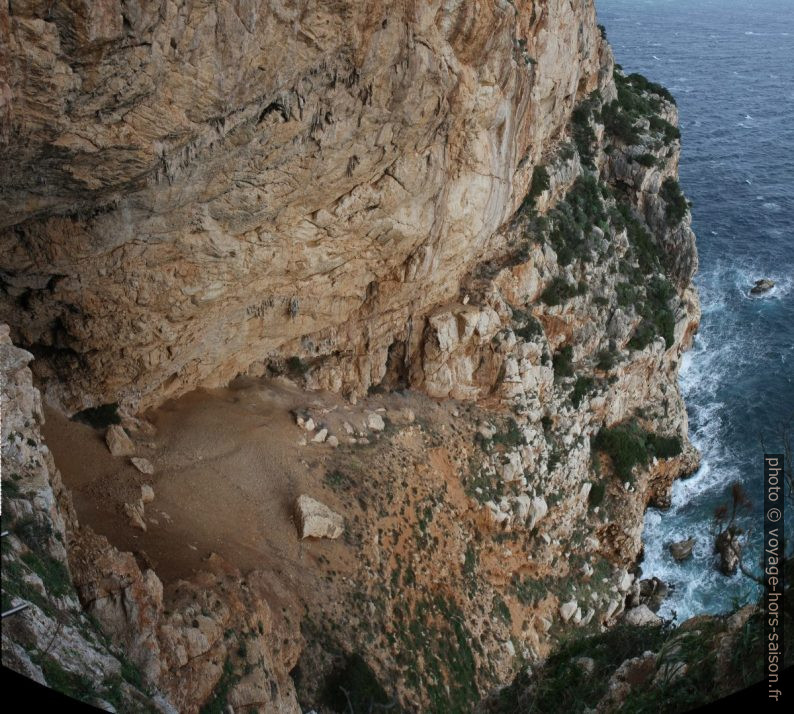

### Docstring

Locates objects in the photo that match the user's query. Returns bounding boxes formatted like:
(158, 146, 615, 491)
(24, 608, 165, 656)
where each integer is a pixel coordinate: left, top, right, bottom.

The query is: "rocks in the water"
(639, 577, 669, 612)
(312, 428, 328, 443)
(295, 495, 344, 540)
(624, 604, 662, 627)
(105, 425, 135, 456)
(669, 537, 695, 561)
(750, 278, 775, 295)
(131, 456, 154, 474)
(141, 484, 155, 504)
(715, 529, 741, 575)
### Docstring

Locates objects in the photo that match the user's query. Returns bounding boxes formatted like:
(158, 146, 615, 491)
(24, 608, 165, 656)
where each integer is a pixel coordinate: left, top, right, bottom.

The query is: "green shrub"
(571, 92, 601, 167)
(646, 433, 683, 458)
(20, 551, 72, 597)
(492, 418, 527, 448)
(529, 164, 550, 200)
(628, 321, 658, 351)
(640, 275, 676, 349)
(553, 345, 574, 379)
(626, 72, 676, 105)
(201, 658, 237, 714)
(286, 356, 308, 376)
(588, 481, 606, 508)
(596, 349, 617, 371)
(660, 177, 688, 225)
(602, 101, 640, 145)
(634, 153, 657, 167)
(616, 282, 639, 307)
(540, 277, 579, 306)
(594, 422, 683, 481)
(593, 422, 650, 481)
(570, 376, 595, 408)
(487, 624, 669, 713)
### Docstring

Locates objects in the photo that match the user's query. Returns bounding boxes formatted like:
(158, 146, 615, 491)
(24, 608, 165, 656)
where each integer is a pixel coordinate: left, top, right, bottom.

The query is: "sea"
(596, 0, 794, 620)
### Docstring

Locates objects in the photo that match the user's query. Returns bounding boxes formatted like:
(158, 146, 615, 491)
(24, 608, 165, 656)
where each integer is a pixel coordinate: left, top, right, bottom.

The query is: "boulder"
(617, 569, 634, 593)
(123, 500, 147, 531)
(749, 278, 775, 295)
(295, 495, 344, 539)
(669, 537, 695, 561)
(141, 485, 155, 504)
(639, 577, 669, 612)
(106, 425, 135, 456)
(560, 600, 578, 622)
(366, 412, 385, 432)
(624, 604, 661, 627)
(527, 496, 548, 530)
(131, 457, 155, 474)
(715, 529, 741, 575)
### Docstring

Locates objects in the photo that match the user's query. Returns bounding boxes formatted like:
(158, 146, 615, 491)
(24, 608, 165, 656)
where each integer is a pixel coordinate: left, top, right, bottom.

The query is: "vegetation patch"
(592, 421, 682, 481)
(521, 164, 550, 211)
(570, 376, 595, 408)
(540, 277, 580, 305)
(200, 658, 237, 714)
(660, 177, 688, 225)
(571, 91, 601, 167)
(552, 346, 574, 379)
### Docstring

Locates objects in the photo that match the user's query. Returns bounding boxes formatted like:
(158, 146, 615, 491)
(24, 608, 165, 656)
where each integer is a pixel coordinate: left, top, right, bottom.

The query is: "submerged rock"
(750, 278, 775, 295)
(639, 577, 670, 612)
(715, 529, 741, 576)
(669, 537, 695, 561)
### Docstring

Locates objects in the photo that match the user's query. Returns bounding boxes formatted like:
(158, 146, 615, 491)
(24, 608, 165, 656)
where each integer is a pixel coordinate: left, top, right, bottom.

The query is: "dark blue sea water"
(597, 0, 794, 620)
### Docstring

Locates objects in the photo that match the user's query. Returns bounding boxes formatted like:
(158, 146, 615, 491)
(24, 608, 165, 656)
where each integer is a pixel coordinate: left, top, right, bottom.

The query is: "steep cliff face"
(1, 325, 303, 712)
(1, 0, 606, 413)
(2, 2, 703, 713)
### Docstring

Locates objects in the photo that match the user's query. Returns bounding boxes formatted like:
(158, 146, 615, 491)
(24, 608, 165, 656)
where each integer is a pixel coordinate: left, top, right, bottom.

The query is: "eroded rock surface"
(1, 0, 608, 414)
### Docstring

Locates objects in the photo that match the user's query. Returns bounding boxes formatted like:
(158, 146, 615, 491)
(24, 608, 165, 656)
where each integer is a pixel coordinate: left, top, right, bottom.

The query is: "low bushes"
(660, 177, 688, 225)
(592, 421, 682, 481)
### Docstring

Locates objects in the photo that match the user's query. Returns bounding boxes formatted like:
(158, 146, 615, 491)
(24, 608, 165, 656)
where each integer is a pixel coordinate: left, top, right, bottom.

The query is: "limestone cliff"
(1, 0, 607, 413)
(1, 2, 703, 713)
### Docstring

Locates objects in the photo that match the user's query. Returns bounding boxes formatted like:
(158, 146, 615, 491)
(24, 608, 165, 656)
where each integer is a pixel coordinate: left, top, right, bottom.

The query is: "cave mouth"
(42, 376, 334, 584)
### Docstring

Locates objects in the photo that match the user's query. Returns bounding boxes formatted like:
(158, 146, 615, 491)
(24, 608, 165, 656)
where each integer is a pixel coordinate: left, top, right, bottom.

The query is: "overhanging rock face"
(0, 0, 607, 413)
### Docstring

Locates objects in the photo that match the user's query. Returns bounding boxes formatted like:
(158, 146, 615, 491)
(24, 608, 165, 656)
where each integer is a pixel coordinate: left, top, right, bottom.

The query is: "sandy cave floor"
(42, 377, 456, 592)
